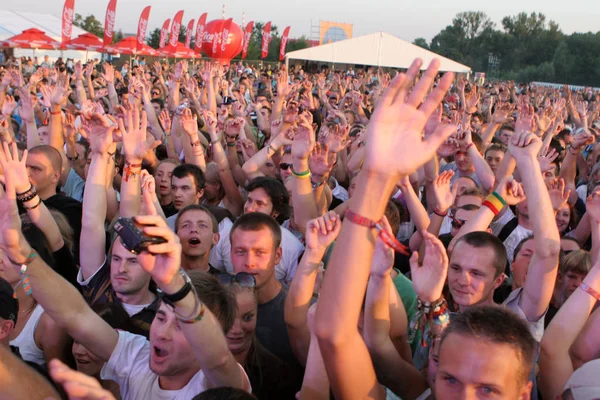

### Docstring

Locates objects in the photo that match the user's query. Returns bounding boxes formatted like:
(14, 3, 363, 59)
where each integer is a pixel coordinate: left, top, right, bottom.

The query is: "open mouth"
(153, 346, 169, 360)
(188, 238, 201, 246)
(75, 358, 91, 365)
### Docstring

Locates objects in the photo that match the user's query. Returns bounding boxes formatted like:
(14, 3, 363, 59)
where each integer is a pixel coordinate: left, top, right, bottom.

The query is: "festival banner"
(159, 19, 170, 49)
(61, 0, 75, 47)
(220, 18, 233, 55)
(103, 0, 117, 46)
(279, 26, 290, 61)
(168, 10, 184, 49)
(194, 13, 207, 52)
(185, 19, 195, 48)
(319, 21, 353, 45)
(241, 21, 253, 59)
(211, 19, 225, 56)
(136, 6, 151, 53)
(261, 22, 271, 59)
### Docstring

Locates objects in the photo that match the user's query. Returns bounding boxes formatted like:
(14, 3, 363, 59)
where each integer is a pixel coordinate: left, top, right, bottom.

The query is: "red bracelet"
(344, 209, 409, 255)
(50, 109, 61, 115)
(579, 282, 600, 301)
(465, 143, 474, 152)
(433, 209, 448, 217)
(123, 162, 142, 182)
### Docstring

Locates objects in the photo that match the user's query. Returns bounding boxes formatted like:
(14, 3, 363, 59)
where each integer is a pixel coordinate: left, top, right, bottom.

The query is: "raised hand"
(432, 170, 456, 214)
(304, 211, 342, 254)
(201, 110, 218, 139)
(63, 113, 78, 143)
(309, 142, 336, 177)
(1, 95, 16, 116)
(362, 58, 456, 179)
(101, 63, 115, 84)
(410, 230, 449, 302)
(17, 91, 36, 122)
(464, 87, 480, 114)
(586, 189, 600, 223)
(495, 178, 526, 206)
(134, 214, 182, 290)
(80, 113, 115, 155)
(509, 131, 543, 163)
(515, 102, 535, 135)
(84, 62, 94, 79)
(270, 119, 283, 138)
(321, 124, 349, 153)
(0, 141, 30, 194)
(180, 108, 199, 139)
(547, 177, 570, 211)
(140, 170, 158, 216)
(291, 116, 315, 160)
(48, 359, 117, 400)
(492, 102, 513, 124)
(157, 110, 171, 135)
(119, 108, 160, 163)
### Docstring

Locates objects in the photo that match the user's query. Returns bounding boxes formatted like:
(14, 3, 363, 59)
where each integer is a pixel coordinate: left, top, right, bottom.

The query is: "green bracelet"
(491, 191, 507, 206)
(291, 167, 311, 178)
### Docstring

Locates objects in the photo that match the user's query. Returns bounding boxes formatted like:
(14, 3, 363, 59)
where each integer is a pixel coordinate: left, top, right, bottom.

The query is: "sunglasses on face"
(217, 272, 256, 288)
(280, 162, 292, 170)
(451, 217, 467, 230)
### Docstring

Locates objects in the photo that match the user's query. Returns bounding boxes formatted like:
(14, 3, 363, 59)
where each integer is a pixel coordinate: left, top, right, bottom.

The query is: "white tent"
(0, 9, 101, 62)
(286, 32, 471, 73)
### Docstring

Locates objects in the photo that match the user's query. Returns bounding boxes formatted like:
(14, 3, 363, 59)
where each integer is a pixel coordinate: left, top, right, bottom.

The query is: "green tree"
(73, 13, 104, 38)
(112, 30, 124, 44)
(147, 28, 162, 49)
(413, 38, 429, 49)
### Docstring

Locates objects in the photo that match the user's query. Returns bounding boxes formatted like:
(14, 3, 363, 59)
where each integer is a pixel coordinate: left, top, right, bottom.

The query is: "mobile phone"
(114, 217, 167, 255)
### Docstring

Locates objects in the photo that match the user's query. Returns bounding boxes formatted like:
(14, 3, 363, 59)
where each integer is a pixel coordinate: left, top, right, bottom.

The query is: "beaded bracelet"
(8, 250, 37, 297)
(409, 297, 449, 347)
(23, 196, 42, 211)
(123, 162, 142, 182)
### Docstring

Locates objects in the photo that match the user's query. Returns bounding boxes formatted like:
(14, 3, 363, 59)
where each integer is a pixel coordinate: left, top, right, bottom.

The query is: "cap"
(563, 360, 600, 399)
(0, 277, 18, 324)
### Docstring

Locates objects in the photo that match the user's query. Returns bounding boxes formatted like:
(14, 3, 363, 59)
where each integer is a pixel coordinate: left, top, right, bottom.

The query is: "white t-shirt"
(102, 331, 250, 400)
(503, 224, 533, 262)
(209, 222, 304, 284)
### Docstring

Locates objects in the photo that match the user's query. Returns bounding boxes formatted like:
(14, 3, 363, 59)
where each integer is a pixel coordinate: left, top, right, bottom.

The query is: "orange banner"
(319, 21, 352, 45)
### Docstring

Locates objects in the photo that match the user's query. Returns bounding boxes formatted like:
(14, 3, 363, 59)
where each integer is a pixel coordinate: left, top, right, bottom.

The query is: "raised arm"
(285, 212, 340, 365)
(0, 168, 118, 363)
(17, 90, 41, 149)
(364, 219, 427, 400)
(315, 59, 455, 399)
(101, 63, 119, 110)
(42, 73, 72, 152)
(241, 124, 292, 180)
(509, 131, 561, 321)
(180, 108, 206, 172)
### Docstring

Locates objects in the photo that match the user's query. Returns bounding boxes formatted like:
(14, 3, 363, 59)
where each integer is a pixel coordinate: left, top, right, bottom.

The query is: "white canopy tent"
(0, 9, 102, 62)
(286, 32, 471, 73)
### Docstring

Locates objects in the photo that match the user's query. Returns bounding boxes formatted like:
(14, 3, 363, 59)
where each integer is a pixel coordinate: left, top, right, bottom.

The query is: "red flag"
(242, 21, 254, 59)
(220, 18, 233, 56)
(185, 19, 194, 49)
(212, 19, 225, 57)
(103, 0, 117, 47)
(261, 22, 271, 59)
(61, 0, 75, 47)
(168, 10, 184, 50)
(136, 6, 151, 53)
(279, 26, 290, 61)
(159, 19, 170, 49)
(194, 13, 207, 53)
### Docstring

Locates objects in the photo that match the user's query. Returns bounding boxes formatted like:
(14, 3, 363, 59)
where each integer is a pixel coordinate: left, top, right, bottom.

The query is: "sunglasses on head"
(217, 272, 256, 288)
(451, 217, 466, 230)
(280, 162, 292, 170)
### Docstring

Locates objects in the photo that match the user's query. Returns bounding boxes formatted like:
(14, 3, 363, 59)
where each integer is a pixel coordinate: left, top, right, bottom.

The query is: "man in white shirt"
(6, 214, 250, 400)
(210, 177, 304, 284)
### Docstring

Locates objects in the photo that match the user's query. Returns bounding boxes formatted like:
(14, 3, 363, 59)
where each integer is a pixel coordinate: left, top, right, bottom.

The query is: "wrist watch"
(158, 269, 193, 307)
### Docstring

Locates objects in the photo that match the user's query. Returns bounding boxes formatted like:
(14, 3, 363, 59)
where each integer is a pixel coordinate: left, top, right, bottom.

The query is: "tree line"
(413, 11, 600, 86)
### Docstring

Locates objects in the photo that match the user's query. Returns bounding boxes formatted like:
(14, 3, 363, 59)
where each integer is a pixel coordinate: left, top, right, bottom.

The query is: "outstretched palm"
(363, 59, 456, 178)
(120, 109, 159, 162)
(410, 231, 449, 302)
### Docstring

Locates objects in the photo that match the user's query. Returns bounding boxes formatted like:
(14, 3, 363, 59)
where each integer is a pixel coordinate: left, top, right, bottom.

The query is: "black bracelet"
(67, 153, 79, 161)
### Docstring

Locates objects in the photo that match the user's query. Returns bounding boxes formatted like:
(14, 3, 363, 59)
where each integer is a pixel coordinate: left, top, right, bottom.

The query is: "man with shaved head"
(26, 145, 82, 259)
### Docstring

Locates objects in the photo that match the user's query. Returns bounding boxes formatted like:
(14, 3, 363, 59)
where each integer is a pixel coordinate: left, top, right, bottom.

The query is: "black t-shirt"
(256, 285, 295, 365)
(161, 202, 178, 219)
(244, 342, 301, 399)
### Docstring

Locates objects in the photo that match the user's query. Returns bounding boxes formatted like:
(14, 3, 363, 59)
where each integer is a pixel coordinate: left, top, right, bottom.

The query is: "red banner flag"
(212, 19, 225, 57)
(241, 21, 253, 59)
(159, 18, 170, 49)
(103, 0, 117, 47)
(194, 13, 207, 53)
(279, 26, 290, 61)
(168, 10, 184, 50)
(136, 6, 151, 53)
(261, 22, 271, 59)
(220, 18, 233, 56)
(61, 0, 75, 47)
(185, 19, 194, 49)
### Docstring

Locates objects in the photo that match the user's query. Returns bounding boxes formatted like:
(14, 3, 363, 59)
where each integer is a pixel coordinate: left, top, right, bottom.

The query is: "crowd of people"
(0, 52, 599, 400)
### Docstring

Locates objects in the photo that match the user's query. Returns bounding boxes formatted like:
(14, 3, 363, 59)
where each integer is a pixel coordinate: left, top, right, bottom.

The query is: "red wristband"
(344, 209, 409, 255)
(579, 282, 600, 301)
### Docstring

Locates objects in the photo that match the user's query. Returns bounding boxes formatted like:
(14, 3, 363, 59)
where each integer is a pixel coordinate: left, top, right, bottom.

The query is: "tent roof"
(286, 32, 471, 73)
(0, 9, 90, 42)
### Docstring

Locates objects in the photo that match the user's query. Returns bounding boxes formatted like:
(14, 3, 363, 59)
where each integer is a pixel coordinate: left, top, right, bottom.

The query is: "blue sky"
(7, 0, 600, 43)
